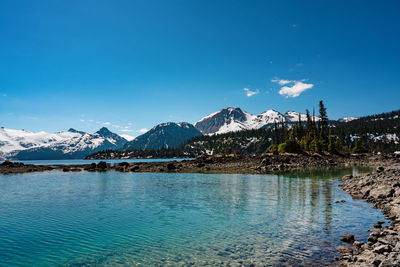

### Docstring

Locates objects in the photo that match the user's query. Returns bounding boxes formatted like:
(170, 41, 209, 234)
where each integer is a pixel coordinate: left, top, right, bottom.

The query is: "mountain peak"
(124, 122, 201, 150)
(222, 107, 241, 112)
(96, 127, 114, 137)
(195, 108, 320, 135)
(68, 128, 86, 134)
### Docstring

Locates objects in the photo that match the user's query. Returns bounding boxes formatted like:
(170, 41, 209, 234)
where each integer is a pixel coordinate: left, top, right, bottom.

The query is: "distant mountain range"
(0, 127, 127, 160)
(0, 107, 362, 160)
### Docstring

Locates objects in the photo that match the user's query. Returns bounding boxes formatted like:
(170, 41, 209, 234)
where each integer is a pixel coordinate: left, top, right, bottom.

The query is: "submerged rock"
(340, 234, 355, 244)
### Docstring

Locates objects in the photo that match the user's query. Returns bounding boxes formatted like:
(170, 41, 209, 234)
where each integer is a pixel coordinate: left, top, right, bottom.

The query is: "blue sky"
(1, 0, 399, 137)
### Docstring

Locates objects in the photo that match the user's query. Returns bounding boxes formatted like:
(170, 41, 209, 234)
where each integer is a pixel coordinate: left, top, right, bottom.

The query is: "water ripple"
(0, 168, 387, 267)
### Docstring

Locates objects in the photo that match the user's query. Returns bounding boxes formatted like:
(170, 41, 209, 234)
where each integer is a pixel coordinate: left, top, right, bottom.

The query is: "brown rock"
(340, 234, 355, 244)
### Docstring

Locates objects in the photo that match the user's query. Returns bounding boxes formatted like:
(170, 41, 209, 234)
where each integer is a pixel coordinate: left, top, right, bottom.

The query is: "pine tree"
(318, 100, 329, 141)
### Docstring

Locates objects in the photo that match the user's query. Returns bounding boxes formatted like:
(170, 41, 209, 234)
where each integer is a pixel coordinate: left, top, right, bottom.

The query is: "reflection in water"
(0, 168, 385, 267)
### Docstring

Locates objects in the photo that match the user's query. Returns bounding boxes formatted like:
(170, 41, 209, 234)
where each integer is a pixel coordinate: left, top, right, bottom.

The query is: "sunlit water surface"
(0, 168, 387, 267)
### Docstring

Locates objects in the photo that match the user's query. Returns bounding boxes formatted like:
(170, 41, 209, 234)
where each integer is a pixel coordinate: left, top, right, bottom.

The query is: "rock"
(339, 167, 400, 267)
(379, 257, 399, 267)
(167, 163, 176, 171)
(372, 259, 382, 266)
(354, 241, 364, 248)
(340, 234, 355, 244)
(118, 162, 130, 167)
(196, 163, 205, 168)
(1, 161, 24, 167)
(338, 246, 353, 254)
(335, 200, 346, 203)
(376, 166, 385, 172)
(343, 174, 353, 180)
(373, 245, 391, 254)
(97, 161, 107, 169)
(1, 160, 13, 166)
(62, 168, 70, 172)
(204, 158, 214, 164)
(130, 165, 140, 172)
(260, 158, 271, 165)
(369, 185, 395, 199)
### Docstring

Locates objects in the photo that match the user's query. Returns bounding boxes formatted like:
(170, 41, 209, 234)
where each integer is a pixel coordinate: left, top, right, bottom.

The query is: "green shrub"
(266, 144, 278, 153)
(278, 140, 302, 153)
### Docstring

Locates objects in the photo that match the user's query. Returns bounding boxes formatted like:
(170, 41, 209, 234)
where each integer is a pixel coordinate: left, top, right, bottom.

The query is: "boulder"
(97, 161, 107, 169)
(369, 186, 395, 199)
(376, 166, 385, 172)
(373, 245, 391, 254)
(118, 162, 130, 167)
(340, 234, 355, 244)
(167, 163, 176, 171)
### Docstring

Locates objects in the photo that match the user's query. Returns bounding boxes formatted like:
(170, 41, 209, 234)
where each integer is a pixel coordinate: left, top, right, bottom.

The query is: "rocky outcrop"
(339, 167, 400, 266)
(2, 154, 398, 175)
(0, 160, 53, 173)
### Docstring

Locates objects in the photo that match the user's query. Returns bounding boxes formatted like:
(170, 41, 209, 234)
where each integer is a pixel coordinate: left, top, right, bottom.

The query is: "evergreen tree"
(318, 100, 329, 141)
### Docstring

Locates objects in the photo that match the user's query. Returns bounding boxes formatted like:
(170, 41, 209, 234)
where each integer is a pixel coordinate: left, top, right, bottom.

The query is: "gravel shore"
(339, 165, 400, 266)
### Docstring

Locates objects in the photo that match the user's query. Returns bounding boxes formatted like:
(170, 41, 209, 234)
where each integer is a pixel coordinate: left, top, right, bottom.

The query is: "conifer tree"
(318, 100, 329, 141)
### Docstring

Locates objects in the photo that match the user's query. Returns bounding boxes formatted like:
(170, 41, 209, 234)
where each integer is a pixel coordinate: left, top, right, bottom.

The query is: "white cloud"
(271, 79, 292, 85)
(102, 122, 111, 126)
(272, 79, 314, 98)
(243, 88, 259, 97)
(120, 129, 134, 132)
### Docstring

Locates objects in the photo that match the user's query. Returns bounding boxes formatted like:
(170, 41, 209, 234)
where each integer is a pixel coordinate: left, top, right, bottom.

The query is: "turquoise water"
(15, 158, 192, 165)
(0, 168, 386, 266)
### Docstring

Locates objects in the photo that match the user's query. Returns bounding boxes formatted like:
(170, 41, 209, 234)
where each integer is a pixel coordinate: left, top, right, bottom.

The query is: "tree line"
(86, 103, 400, 159)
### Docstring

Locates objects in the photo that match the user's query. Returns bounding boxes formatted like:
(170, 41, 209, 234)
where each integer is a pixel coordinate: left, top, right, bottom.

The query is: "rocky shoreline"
(339, 165, 400, 266)
(1, 153, 398, 175)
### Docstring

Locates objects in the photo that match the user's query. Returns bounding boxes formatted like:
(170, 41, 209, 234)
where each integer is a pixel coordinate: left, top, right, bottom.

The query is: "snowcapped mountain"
(0, 127, 128, 160)
(124, 122, 202, 150)
(195, 108, 320, 135)
(339, 117, 359, 122)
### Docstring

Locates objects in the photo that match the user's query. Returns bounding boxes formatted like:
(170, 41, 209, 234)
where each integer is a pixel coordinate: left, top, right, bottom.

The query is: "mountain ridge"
(124, 122, 202, 150)
(194, 107, 320, 135)
(0, 127, 127, 160)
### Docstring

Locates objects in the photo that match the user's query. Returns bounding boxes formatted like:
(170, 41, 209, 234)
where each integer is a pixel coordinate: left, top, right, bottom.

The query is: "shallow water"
(0, 168, 386, 266)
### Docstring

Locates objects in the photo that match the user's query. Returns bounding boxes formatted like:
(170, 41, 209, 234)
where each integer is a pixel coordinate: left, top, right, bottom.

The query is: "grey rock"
(373, 245, 391, 254)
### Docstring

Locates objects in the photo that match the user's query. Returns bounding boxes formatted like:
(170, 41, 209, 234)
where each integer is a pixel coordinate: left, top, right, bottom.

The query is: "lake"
(15, 158, 192, 165)
(0, 168, 386, 266)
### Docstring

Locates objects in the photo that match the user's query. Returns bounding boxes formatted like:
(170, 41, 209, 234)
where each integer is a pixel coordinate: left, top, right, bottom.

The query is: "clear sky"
(1, 0, 399, 137)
